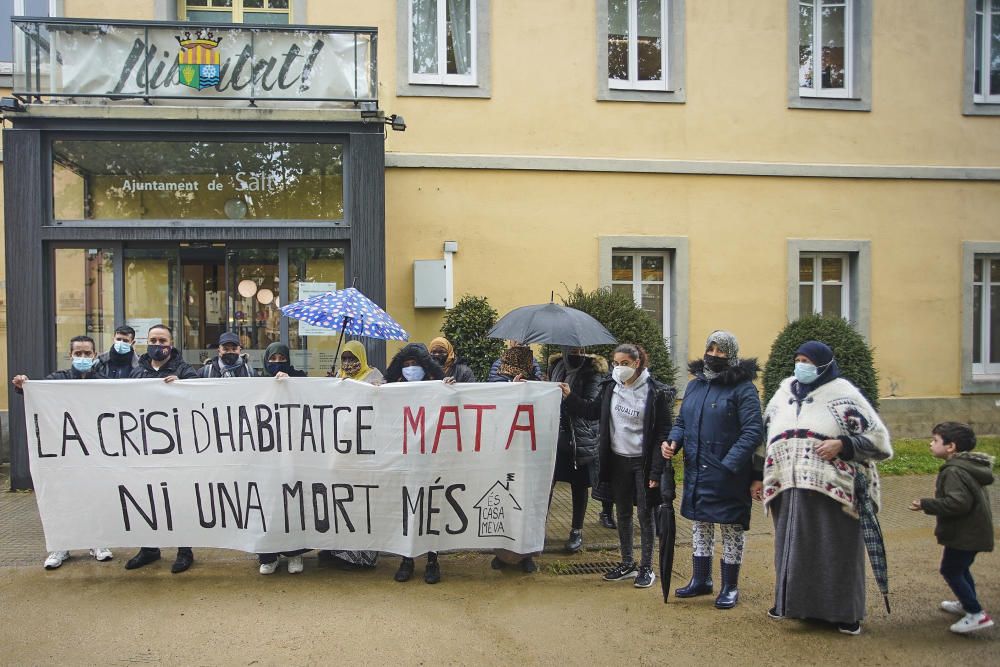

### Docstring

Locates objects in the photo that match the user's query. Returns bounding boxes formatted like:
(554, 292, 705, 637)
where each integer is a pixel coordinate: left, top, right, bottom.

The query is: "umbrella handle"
(332, 317, 351, 371)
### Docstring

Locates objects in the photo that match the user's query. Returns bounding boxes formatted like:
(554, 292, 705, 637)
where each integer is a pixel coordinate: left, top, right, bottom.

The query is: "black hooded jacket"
(384, 343, 445, 382)
(548, 353, 608, 467)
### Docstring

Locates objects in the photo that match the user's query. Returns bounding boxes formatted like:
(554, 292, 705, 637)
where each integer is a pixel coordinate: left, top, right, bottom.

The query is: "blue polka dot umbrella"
(280, 287, 409, 363)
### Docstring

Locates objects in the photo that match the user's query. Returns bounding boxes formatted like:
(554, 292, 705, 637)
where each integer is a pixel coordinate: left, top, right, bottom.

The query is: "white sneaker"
(940, 600, 964, 615)
(950, 611, 994, 634)
(287, 556, 304, 574)
(90, 548, 113, 562)
(44, 551, 70, 569)
(259, 560, 279, 575)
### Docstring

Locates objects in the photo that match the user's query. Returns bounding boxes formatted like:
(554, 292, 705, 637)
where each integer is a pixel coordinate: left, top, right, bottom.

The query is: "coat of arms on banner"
(473, 477, 523, 540)
(176, 30, 222, 90)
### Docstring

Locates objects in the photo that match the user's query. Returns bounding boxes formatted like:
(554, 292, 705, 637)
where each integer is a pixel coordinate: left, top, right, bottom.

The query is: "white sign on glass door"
(296, 282, 338, 337)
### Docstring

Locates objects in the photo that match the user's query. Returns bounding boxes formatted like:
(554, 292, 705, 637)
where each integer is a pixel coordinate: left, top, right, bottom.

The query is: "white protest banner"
(24, 379, 560, 557)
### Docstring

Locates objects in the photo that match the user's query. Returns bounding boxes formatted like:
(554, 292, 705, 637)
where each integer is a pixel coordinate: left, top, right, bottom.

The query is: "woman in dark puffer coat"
(663, 330, 763, 609)
(548, 348, 608, 552)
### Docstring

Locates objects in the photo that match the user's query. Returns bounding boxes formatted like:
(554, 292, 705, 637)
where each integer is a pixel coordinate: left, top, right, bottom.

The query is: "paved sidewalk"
(2, 465, 996, 568)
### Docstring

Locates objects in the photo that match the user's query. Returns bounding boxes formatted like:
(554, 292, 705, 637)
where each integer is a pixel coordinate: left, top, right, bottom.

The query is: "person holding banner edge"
(11, 335, 116, 570)
(385, 343, 448, 584)
(198, 332, 254, 378)
(125, 323, 200, 574)
(561, 343, 675, 589)
(260, 341, 307, 379)
(193, 335, 311, 575)
(319, 340, 383, 570)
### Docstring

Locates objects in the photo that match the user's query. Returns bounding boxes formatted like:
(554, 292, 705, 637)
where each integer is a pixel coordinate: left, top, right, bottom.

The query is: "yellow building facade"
(1, 0, 998, 467)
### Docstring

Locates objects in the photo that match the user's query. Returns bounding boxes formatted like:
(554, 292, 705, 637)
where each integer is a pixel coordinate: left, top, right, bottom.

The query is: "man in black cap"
(198, 332, 254, 378)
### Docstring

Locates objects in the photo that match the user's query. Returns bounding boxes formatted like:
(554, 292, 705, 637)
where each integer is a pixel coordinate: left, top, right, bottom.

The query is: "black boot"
(714, 561, 740, 609)
(674, 556, 714, 598)
(125, 547, 161, 570)
(394, 557, 415, 582)
(170, 548, 194, 574)
(565, 529, 583, 553)
(599, 511, 617, 530)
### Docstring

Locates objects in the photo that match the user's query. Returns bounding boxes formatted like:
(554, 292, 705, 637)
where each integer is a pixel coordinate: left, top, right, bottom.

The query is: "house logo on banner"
(473, 475, 523, 540)
(176, 31, 222, 90)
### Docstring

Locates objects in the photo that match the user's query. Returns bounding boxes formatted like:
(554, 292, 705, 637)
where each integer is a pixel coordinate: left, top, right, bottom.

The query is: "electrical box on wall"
(414, 241, 457, 309)
(414, 259, 448, 308)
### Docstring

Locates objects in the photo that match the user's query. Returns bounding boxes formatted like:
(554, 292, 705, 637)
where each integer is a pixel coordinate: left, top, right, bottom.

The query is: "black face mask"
(266, 362, 290, 376)
(147, 344, 171, 361)
(430, 353, 447, 367)
(567, 354, 586, 367)
(703, 354, 730, 373)
(221, 353, 240, 366)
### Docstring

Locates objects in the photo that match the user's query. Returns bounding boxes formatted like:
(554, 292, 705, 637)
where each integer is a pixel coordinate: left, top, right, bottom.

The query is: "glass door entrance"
(176, 245, 282, 370)
(53, 242, 346, 376)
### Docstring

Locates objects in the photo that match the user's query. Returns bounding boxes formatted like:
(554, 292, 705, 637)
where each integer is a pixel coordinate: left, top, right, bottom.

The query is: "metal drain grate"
(554, 561, 619, 576)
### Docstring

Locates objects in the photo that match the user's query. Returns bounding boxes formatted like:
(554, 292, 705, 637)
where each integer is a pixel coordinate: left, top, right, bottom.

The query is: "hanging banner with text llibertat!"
(24, 379, 560, 556)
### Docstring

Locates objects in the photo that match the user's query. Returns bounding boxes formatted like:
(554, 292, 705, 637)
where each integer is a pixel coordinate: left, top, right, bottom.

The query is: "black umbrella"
(656, 462, 677, 603)
(656, 503, 676, 603)
(487, 302, 616, 347)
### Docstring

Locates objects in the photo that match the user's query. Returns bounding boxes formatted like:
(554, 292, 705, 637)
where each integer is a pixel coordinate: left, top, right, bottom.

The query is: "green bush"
(440, 295, 505, 381)
(542, 286, 675, 386)
(762, 314, 880, 409)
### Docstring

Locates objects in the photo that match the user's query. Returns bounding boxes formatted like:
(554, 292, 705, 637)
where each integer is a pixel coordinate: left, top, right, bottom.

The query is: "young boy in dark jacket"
(910, 421, 995, 635)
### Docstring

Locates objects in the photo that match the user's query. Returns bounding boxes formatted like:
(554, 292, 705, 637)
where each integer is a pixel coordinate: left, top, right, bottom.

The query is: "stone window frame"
(396, 0, 492, 99)
(599, 235, 689, 379)
(176, 0, 303, 23)
(596, 0, 686, 104)
(962, 242, 1000, 393)
(963, 0, 1000, 116)
(787, 0, 872, 111)
(786, 239, 871, 339)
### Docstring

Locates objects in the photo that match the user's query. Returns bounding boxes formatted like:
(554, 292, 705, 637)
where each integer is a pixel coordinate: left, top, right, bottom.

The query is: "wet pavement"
(2, 466, 996, 568)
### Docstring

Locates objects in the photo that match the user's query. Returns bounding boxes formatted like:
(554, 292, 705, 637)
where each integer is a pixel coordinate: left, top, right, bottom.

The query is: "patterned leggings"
(691, 521, 745, 565)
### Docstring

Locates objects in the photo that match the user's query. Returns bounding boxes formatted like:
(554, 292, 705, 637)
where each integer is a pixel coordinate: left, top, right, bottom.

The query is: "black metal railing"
(11, 17, 378, 107)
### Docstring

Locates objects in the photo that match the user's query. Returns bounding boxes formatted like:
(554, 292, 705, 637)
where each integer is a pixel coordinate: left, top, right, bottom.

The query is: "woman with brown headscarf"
(428, 336, 476, 383)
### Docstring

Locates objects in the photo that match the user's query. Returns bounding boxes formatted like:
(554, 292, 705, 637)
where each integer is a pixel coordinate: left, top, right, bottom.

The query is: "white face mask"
(401, 366, 426, 382)
(612, 365, 636, 384)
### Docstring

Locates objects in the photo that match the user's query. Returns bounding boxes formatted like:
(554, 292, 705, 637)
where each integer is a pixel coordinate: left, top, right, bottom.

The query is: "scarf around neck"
(429, 336, 456, 374)
(339, 340, 372, 380)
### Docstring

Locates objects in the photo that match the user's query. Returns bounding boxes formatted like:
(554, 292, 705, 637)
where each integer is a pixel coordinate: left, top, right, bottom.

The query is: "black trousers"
(610, 453, 654, 569)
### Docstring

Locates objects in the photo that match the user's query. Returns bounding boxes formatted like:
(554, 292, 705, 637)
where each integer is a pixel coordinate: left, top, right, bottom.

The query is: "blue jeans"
(940, 547, 982, 614)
